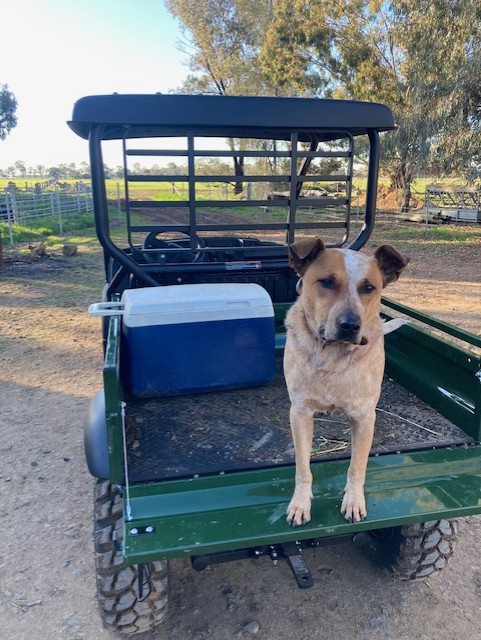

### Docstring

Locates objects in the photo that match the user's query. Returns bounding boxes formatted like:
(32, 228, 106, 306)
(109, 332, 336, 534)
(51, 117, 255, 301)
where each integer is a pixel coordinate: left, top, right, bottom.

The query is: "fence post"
(58, 189, 63, 234)
(117, 183, 122, 221)
(424, 188, 429, 230)
(50, 192, 56, 229)
(8, 191, 18, 223)
(6, 194, 14, 244)
(52, 189, 63, 235)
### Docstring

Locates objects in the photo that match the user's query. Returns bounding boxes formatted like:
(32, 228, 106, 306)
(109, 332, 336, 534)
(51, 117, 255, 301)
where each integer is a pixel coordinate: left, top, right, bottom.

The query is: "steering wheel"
(142, 231, 205, 264)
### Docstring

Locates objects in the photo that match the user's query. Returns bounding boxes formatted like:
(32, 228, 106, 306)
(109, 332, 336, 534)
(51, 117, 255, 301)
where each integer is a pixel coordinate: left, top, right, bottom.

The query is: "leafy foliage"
(0, 84, 18, 141)
(165, 0, 481, 211)
(260, 0, 481, 208)
(166, 0, 278, 96)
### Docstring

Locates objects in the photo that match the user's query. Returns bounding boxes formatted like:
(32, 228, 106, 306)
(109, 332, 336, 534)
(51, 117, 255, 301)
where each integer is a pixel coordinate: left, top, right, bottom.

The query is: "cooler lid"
(121, 283, 274, 326)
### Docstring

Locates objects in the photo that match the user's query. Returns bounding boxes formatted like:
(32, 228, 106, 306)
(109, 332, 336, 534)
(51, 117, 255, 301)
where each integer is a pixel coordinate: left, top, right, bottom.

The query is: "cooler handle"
(88, 301, 124, 316)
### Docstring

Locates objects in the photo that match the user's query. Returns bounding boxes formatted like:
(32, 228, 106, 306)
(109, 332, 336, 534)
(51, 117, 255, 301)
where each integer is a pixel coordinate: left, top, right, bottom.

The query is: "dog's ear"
(288, 237, 325, 275)
(374, 245, 410, 287)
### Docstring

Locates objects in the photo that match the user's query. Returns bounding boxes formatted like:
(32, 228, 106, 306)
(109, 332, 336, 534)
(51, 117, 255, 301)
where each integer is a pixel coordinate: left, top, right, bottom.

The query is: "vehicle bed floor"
(125, 358, 474, 483)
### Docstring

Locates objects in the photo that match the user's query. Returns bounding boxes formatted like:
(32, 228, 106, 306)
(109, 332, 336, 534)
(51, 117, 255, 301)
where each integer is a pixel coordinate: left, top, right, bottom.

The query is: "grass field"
(0, 213, 97, 246)
(2, 175, 473, 199)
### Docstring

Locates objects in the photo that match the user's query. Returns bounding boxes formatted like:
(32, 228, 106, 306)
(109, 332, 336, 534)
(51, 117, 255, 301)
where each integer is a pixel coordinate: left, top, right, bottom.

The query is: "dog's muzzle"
(336, 313, 361, 343)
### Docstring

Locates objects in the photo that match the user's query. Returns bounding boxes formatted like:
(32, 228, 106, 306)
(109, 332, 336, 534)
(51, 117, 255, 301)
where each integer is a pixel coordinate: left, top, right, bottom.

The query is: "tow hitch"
(281, 541, 314, 588)
(191, 534, 355, 589)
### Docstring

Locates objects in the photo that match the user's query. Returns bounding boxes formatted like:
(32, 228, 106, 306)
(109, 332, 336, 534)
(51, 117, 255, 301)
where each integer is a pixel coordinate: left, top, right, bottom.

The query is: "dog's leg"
(341, 411, 376, 523)
(287, 406, 314, 526)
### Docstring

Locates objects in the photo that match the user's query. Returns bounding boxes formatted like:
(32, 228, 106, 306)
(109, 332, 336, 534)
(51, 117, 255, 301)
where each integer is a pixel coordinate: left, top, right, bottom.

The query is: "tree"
(396, 0, 481, 182)
(0, 84, 18, 141)
(48, 166, 62, 180)
(165, 0, 301, 193)
(166, 0, 278, 96)
(79, 161, 91, 178)
(14, 160, 27, 177)
(260, 1, 481, 210)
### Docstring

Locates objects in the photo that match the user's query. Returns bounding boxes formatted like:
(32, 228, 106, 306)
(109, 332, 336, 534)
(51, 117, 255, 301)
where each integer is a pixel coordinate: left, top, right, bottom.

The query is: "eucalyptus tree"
(0, 84, 17, 141)
(260, 0, 481, 209)
(166, 0, 296, 193)
(13, 160, 27, 177)
(397, 0, 481, 182)
(166, 0, 481, 209)
(165, 0, 277, 96)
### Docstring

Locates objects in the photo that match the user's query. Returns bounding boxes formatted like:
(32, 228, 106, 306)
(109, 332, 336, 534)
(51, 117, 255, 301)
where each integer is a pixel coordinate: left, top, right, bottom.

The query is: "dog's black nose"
(337, 313, 361, 338)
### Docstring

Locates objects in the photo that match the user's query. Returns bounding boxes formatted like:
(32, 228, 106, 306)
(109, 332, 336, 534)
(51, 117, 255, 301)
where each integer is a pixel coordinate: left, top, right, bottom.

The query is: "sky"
(1, 0, 189, 170)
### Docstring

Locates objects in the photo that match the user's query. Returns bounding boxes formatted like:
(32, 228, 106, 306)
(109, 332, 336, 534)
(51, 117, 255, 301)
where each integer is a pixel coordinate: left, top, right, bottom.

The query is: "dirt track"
(1, 222, 481, 640)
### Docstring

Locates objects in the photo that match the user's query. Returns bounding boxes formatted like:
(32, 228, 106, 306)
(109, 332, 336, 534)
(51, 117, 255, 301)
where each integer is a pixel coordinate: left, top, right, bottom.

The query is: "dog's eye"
(318, 278, 335, 290)
(360, 282, 376, 294)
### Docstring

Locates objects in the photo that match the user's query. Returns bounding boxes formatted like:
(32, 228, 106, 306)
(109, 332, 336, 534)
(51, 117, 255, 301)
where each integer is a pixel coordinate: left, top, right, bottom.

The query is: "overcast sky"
(1, 0, 189, 169)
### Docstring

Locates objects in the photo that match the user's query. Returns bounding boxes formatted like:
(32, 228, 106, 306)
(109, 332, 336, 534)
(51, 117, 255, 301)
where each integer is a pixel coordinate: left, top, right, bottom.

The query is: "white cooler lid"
(121, 283, 274, 327)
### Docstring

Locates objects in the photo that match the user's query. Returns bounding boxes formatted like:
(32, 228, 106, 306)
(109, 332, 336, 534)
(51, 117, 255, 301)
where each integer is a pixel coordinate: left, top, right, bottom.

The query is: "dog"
(284, 237, 409, 526)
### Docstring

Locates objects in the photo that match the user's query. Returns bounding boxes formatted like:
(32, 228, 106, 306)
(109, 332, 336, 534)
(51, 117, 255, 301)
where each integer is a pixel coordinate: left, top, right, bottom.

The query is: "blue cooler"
(119, 283, 275, 397)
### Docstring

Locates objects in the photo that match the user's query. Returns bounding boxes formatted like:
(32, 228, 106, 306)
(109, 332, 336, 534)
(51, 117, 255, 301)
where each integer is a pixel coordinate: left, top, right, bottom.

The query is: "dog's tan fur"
(284, 237, 409, 526)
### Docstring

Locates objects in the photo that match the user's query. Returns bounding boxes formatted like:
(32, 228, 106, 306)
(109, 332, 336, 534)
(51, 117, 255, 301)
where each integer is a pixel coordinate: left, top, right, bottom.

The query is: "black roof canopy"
(68, 94, 395, 141)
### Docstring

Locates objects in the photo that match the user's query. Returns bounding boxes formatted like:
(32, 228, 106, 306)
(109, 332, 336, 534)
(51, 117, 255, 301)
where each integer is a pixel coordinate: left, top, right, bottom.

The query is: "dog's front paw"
(340, 488, 367, 523)
(286, 487, 313, 527)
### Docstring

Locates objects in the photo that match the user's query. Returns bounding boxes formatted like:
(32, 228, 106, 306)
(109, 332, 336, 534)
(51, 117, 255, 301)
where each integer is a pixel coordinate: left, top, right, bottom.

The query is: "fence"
(0, 183, 94, 244)
(425, 184, 481, 223)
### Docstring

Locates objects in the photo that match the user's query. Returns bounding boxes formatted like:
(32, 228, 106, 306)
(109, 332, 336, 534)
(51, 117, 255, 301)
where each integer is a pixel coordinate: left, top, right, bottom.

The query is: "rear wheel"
(94, 480, 169, 635)
(363, 519, 458, 580)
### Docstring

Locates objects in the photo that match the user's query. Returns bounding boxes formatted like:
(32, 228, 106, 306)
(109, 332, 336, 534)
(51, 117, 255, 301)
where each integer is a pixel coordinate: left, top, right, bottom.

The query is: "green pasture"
(0, 208, 131, 254)
(0, 213, 97, 245)
(105, 178, 453, 200)
(2, 176, 474, 201)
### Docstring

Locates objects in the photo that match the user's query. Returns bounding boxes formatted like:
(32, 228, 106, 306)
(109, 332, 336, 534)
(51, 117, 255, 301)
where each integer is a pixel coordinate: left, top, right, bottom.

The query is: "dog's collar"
(296, 277, 303, 295)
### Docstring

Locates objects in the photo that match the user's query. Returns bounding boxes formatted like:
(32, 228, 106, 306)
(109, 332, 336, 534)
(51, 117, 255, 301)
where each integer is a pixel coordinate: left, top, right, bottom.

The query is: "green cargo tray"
(123, 445, 481, 563)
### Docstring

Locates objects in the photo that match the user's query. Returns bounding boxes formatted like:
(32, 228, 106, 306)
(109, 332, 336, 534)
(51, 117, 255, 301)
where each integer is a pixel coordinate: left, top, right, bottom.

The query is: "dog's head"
(288, 237, 409, 346)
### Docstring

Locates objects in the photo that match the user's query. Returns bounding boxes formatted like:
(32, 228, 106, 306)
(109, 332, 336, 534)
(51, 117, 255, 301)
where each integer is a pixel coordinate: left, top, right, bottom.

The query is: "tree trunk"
(233, 155, 245, 195)
(390, 163, 412, 212)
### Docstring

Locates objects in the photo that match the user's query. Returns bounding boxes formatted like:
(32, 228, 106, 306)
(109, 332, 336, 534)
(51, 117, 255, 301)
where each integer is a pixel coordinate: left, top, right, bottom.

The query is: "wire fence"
(0, 183, 94, 244)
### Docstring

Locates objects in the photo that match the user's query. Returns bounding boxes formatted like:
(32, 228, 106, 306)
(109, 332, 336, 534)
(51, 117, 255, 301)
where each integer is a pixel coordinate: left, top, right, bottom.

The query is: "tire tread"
(93, 480, 169, 635)
(392, 519, 458, 580)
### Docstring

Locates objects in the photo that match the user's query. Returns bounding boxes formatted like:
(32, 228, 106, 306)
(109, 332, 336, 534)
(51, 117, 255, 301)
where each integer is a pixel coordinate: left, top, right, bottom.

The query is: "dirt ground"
(1, 218, 480, 640)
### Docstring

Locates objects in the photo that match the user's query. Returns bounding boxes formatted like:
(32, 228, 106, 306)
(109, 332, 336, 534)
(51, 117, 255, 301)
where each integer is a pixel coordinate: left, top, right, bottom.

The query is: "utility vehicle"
(69, 94, 481, 636)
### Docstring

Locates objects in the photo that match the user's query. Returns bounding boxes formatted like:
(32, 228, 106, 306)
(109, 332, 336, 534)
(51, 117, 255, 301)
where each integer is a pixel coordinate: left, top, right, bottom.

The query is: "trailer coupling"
(191, 533, 370, 589)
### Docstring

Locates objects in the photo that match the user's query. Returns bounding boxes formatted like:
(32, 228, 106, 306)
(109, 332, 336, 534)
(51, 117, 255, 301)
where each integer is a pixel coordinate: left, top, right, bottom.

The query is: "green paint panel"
(382, 297, 481, 349)
(104, 314, 124, 484)
(122, 446, 481, 563)
(384, 321, 481, 440)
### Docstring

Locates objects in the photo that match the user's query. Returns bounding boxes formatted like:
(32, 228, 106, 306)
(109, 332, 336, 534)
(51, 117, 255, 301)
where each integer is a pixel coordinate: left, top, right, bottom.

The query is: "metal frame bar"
(88, 126, 157, 287)
(90, 122, 380, 282)
(127, 173, 350, 183)
(126, 198, 348, 208)
(287, 131, 300, 245)
(349, 129, 379, 249)
(125, 149, 352, 158)
(187, 134, 197, 250)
